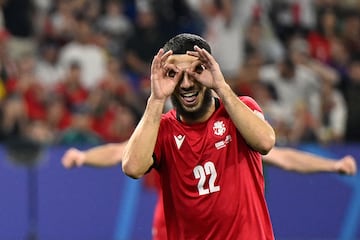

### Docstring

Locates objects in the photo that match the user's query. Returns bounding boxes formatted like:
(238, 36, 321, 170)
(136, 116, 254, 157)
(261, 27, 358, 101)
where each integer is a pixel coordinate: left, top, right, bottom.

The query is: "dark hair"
(163, 33, 211, 54)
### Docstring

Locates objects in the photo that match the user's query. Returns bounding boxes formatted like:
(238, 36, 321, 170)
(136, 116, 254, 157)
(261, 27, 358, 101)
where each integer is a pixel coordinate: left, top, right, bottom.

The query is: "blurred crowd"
(0, 0, 359, 147)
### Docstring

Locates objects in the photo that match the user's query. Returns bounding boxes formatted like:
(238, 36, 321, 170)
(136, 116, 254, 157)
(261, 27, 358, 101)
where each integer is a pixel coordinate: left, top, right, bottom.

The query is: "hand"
(61, 148, 86, 169)
(186, 46, 227, 91)
(335, 155, 357, 175)
(150, 49, 182, 101)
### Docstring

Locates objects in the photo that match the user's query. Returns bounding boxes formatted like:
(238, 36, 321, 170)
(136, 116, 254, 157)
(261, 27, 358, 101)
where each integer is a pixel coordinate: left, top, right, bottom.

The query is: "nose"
(179, 71, 194, 89)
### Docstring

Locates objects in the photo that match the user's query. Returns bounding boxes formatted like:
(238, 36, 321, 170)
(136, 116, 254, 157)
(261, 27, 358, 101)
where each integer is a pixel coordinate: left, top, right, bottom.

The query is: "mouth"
(180, 91, 199, 106)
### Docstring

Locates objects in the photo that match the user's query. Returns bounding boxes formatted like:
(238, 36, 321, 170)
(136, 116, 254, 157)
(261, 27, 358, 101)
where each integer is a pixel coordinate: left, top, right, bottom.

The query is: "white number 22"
(193, 161, 220, 196)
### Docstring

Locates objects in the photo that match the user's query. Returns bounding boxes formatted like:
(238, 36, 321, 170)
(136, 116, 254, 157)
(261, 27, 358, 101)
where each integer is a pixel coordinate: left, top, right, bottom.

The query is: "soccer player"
(120, 33, 276, 239)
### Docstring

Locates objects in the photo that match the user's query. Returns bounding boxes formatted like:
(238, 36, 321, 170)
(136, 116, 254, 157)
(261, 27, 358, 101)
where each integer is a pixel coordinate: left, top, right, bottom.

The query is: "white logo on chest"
(213, 121, 226, 136)
(174, 135, 185, 149)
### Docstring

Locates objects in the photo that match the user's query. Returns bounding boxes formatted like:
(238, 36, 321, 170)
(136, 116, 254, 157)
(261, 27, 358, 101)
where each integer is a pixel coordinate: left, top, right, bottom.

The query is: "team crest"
(213, 121, 226, 136)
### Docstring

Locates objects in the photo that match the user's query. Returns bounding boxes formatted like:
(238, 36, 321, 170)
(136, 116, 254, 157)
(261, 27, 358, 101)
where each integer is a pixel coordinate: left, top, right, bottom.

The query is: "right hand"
(61, 148, 86, 169)
(150, 49, 182, 101)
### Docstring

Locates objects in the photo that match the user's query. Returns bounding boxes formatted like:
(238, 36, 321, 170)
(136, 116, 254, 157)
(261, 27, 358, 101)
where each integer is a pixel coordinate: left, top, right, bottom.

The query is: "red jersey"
(153, 96, 274, 240)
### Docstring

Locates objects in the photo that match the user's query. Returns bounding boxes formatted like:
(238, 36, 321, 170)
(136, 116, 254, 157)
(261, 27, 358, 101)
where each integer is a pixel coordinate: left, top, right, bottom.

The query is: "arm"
(61, 142, 127, 168)
(122, 49, 181, 179)
(215, 83, 275, 154)
(188, 46, 276, 154)
(262, 147, 357, 175)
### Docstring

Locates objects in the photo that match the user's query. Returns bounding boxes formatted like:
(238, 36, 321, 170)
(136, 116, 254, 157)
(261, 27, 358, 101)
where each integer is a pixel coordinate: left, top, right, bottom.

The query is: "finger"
(73, 150, 85, 167)
(347, 156, 357, 175)
(163, 63, 178, 71)
(194, 45, 214, 63)
(186, 50, 199, 58)
(189, 60, 204, 70)
(151, 48, 165, 72)
(339, 155, 357, 175)
(62, 154, 74, 169)
(161, 50, 173, 61)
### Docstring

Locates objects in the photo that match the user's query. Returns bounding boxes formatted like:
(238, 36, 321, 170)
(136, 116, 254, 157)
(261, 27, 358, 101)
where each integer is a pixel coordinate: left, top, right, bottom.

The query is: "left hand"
(186, 46, 227, 91)
(62, 148, 86, 169)
(335, 155, 357, 175)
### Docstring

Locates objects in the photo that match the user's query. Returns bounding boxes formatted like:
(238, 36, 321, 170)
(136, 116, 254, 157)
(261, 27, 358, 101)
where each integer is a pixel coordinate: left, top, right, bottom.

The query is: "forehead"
(166, 54, 198, 68)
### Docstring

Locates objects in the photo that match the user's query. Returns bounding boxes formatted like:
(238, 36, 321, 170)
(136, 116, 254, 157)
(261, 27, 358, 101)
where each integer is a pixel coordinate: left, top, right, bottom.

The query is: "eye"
(195, 64, 205, 74)
(167, 69, 177, 78)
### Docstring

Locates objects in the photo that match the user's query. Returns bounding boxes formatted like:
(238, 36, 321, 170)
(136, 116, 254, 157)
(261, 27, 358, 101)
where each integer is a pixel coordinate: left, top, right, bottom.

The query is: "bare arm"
(188, 47, 276, 154)
(61, 142, 127, 168)
(216, 84, 275, 154)
(263, 147, 357, 175)
(122, 49, 181, 179)
(122, 97, 165, 178)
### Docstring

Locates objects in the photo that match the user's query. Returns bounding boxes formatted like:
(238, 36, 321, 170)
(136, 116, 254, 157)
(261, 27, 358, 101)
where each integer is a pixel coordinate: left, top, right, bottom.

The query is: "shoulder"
(239, 96, 261, 111)
(160, 109, 178, 128)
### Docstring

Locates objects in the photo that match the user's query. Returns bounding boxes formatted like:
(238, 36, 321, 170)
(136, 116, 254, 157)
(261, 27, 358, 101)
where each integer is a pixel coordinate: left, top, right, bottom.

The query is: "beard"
(171, 88, 213, 122)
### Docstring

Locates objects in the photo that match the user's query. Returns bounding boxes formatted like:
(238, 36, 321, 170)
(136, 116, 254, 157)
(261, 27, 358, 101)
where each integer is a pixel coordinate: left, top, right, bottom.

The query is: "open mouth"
(180, 91, 199, 105)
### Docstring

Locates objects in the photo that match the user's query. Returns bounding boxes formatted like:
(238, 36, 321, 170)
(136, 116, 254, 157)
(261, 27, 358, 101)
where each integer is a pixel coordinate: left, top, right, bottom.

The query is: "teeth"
(182, 92, 197, 97)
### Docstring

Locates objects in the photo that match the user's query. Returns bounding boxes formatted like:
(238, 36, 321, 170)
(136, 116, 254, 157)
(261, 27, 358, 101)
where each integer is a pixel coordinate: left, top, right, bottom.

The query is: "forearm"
(286, 150, 339, 173)
(122, 97, 165, 178)
(82, 143, 126, 167)
(264, 148, 337, 173)
(215, 83, 275, 154)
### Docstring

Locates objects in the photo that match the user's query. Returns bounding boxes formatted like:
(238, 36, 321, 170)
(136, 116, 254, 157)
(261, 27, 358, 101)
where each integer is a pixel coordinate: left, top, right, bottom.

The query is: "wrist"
(76, 151, 86, 167)
(213, 83, 233, 99)
(148, 95, 167, 107)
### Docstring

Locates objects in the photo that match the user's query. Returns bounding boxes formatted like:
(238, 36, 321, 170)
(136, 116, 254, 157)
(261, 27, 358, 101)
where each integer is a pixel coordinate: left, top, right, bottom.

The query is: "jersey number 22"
(193, 161, 220, 196)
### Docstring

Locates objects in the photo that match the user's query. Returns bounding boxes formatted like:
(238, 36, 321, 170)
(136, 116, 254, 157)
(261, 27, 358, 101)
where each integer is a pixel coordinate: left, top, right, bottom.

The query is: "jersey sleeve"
(152, 114, 169, 168)
(239, 96, 265, 120)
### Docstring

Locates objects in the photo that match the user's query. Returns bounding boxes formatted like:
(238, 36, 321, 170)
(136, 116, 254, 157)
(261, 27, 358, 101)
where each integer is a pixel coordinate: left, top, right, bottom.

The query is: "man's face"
(166, 54, 212, 121)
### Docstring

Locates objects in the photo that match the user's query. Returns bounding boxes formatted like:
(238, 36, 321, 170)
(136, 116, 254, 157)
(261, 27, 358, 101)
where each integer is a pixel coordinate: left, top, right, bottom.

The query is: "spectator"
(244, 19, 285, 64)
(204, 0, 245, 88)
(344, 56, 360, 142)
(269, 0, 316, 44)
(42, 0, 75, 45)
(0, 29, 16, 96)
(123, 2, 168, 91)
(328, 37, 351, 93)
(341, 9, 360, 58)
(308, 79, 348, 144)
(35, 40, 62, 90)
(94, 99, 138, 143)
(2, 0, 37, 59)
(58, 17, 106, 90)
(96, 0, 133, 58)
(250, 81, 286, 143)
(54, 61, 88, 110)
(44, 94, 71, 132)
(307, 7, 339, 63)
(56, 104, 103, 145)
(0, 94, 28, 142)
(5, 54, 47, 121)
(97, 56, 143, 111)
(259, 55, 319, 144)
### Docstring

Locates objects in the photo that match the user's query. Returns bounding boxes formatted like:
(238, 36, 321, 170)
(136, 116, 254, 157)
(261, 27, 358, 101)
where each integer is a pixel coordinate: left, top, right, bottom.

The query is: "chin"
(181, 102, 202, 112)
(171, 88, 213, 121)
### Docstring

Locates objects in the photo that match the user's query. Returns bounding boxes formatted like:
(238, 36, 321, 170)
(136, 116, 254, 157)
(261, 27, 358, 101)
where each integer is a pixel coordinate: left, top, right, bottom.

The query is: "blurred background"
(0, 0, 359, 239)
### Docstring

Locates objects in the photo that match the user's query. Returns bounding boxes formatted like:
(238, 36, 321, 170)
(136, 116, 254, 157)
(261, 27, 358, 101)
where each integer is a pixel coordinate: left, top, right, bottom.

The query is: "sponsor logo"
(215, 135, 232, 149)
(213, 120, 226, 136)
(174, 135, 185, 149)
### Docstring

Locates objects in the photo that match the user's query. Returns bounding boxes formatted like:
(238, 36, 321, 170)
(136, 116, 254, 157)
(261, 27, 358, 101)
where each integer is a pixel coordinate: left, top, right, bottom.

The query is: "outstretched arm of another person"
(262, 147, 357, 175)
(61, 142, 127, 168)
